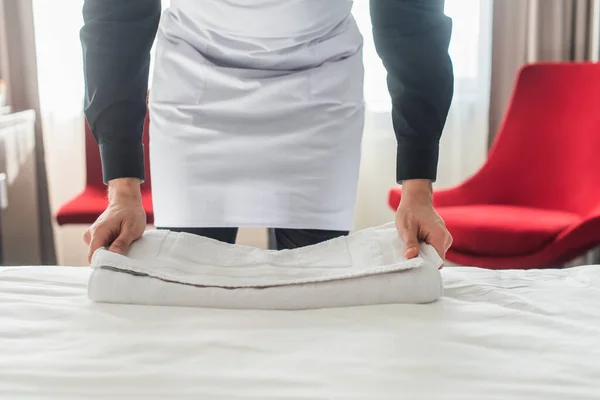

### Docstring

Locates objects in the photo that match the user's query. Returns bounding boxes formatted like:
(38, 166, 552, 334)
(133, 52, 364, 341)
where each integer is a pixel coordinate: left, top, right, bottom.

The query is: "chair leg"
(584, 245, 600, 265)
(562, 246, 600, 268)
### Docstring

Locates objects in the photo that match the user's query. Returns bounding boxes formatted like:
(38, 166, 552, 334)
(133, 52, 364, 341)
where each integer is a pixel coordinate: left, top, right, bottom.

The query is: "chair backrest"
(85, 113, 152, 191)
(480, 63, 600, 216)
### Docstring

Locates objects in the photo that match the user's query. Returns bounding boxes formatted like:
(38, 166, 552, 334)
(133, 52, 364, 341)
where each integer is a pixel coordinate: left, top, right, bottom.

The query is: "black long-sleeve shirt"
(80, 0, 453, 184)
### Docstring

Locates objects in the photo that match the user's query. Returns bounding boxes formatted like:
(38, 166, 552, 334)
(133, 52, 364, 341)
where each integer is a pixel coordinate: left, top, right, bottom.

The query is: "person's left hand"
(395, 180, 452, 263)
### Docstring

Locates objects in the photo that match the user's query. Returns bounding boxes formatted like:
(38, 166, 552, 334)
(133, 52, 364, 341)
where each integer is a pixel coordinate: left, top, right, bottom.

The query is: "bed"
(1, 265, 599, 399)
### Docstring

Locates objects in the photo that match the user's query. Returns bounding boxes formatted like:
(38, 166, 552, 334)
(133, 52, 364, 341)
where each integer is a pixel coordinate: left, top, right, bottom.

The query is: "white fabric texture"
(2, 265, 600, 399)
(88, 223, 444, 309)
(149, 0, 365, 230)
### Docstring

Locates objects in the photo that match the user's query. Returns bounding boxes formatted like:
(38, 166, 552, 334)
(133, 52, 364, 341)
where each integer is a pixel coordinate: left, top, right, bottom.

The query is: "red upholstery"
(56, 114, 154, 225)
(389, 63, 600, 269)
(438, 205, 580, 257)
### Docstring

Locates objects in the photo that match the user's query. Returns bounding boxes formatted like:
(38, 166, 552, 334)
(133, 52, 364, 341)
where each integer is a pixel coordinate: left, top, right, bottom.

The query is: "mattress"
(1, 265, 599, 400)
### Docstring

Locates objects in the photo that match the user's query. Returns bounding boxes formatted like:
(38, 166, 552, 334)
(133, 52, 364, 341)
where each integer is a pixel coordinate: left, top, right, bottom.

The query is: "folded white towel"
(88, 223, 444, 310)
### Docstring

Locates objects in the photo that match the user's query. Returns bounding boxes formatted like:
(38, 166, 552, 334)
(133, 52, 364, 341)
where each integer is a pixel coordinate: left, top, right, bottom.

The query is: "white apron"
(148, 0, 365, 230)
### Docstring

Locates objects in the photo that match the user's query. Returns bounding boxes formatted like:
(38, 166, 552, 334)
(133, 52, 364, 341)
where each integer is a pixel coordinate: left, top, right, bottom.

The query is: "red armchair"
(389, 63, 600, 269)
(56, 114, 154, 225)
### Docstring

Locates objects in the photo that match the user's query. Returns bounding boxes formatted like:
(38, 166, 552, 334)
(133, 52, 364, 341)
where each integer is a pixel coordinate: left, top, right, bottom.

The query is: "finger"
(88, 229, 111, 263)
(108, 231, 136, 255)
(444, 232, 453, 252)
(437, 233, 453, 270)
(425, 229, 452, 260)
(428, 234, 447, 261)
(83, 228, 92, 245)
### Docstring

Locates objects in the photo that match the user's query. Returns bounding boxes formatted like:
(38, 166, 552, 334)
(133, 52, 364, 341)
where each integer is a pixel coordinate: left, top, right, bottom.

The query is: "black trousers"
(157, 227, 348, 250)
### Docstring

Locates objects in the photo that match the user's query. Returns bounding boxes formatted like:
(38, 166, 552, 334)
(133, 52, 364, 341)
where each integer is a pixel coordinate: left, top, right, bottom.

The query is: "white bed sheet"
(1, 265, 599, 400)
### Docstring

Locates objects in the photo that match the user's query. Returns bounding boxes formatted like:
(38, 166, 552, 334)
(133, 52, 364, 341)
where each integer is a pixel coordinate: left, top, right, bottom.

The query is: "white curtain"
(32, 0, 86, 265)
(31, 0, 493, 252)
(353, 0, 493, 229)
(440, 0, 493, 187)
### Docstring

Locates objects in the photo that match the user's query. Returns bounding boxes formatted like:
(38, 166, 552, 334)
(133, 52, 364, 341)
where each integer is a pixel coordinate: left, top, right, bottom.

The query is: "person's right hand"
(83, 178, 146, 263)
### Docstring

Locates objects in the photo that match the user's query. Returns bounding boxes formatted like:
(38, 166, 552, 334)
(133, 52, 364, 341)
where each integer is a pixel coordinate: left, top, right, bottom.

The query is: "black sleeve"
(80, 0, 161, 183)
(370, 0, 454, 183)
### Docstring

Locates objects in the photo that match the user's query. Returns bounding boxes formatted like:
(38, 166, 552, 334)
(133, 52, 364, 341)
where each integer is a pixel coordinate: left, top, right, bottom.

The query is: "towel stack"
(88, 223, 443, 310)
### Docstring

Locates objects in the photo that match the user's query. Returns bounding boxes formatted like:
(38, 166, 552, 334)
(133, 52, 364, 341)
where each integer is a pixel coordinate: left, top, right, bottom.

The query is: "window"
(353, 0, 493, 112)
(32, 0, 84, 120)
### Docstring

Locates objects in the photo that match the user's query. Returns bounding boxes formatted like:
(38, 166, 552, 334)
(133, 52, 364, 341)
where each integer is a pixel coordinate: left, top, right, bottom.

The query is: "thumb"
(108, 231, 136, 255)
(399, 225, 420, 259)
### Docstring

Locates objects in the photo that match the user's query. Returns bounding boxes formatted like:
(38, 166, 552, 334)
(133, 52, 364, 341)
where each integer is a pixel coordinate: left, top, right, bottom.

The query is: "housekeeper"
(80, 0, 454, 260)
